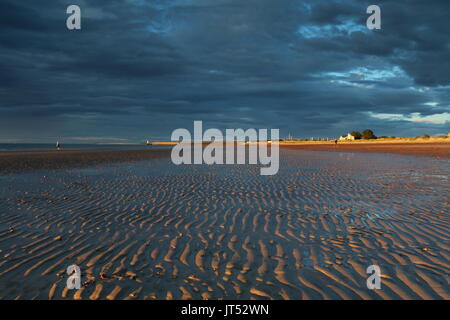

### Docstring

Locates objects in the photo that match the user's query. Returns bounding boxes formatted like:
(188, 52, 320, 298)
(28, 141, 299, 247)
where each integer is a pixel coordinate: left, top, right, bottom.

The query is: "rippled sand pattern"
(0, 150, 449, 299)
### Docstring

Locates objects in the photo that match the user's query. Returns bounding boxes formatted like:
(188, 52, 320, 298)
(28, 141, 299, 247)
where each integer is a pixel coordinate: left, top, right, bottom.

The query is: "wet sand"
(0, 148, 171, 174)
(283, 142, 450, 159)
(0, 149, 449, 300)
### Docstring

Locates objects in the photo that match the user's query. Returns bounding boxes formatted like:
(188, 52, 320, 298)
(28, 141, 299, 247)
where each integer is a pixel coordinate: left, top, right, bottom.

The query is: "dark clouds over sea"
(0, 0, 449, 142)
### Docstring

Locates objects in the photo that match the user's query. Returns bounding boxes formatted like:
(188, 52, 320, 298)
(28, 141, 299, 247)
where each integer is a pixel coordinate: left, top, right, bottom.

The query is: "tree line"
(347, 129, 377, 139)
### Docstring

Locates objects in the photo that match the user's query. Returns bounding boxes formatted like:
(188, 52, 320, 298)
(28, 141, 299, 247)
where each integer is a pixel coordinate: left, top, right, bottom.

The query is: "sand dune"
(0, 150, 449, 299)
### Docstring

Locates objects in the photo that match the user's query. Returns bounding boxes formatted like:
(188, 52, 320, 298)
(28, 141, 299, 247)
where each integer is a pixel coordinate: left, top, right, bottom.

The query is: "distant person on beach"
(334, 139, 338, 145)
(56, 141, 61, 150)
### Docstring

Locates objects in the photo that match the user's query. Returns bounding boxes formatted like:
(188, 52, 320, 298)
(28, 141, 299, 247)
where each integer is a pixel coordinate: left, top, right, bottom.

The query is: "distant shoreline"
(0, 140, 448, 174)
(282, 141, 450, 159)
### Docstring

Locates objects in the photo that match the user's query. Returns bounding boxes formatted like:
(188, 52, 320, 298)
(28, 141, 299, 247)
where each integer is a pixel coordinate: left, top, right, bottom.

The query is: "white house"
(339, 133, 356, 141)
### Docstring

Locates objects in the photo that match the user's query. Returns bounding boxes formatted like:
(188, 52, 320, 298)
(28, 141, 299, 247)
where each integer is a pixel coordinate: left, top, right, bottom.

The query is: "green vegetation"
(347, 129, 377, 139)
(362, 129, 377, 139)
(350, 131, 362, 139)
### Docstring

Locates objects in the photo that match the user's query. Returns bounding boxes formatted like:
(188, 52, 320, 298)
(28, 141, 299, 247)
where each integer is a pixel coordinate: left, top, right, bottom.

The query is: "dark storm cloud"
(0, 0, 449, 142)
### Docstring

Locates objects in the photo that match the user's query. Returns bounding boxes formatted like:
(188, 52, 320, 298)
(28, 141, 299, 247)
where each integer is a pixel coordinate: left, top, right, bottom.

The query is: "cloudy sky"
(1, 0, 449, 142)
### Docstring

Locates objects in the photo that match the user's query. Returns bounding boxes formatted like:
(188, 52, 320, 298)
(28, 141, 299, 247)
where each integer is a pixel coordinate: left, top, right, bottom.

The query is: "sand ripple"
(0, 151, 449, 299)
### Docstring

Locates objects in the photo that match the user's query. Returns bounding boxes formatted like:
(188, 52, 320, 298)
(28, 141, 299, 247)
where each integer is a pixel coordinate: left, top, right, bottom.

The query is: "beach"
(0, 148, 171, 174)
(282, 142, 450, 159)
(0, 147, 449, 299)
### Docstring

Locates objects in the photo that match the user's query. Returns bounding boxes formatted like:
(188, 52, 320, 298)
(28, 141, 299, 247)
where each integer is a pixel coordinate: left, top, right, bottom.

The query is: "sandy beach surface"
(0, 148, 171, 174)
(282, 142, 450, 159)
(0, 148, 449, 300)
